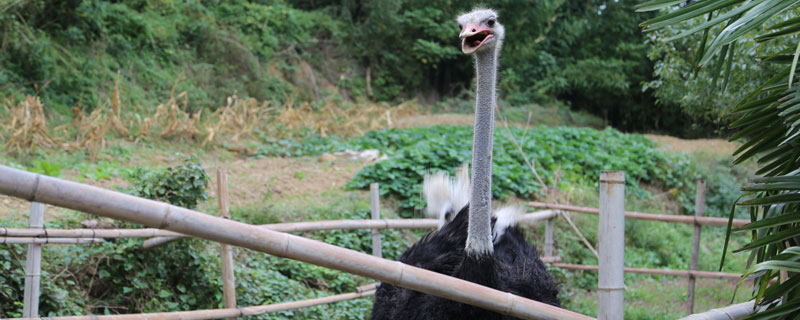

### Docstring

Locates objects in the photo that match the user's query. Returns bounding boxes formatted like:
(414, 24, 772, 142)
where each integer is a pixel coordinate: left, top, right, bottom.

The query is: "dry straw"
(3, 95, 57, 153)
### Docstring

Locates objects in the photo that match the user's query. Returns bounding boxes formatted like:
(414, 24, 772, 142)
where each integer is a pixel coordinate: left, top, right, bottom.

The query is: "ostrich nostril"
(471, 28, 476, 32)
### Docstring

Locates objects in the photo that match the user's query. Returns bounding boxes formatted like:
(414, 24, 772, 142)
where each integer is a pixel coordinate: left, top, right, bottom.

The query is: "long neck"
(466, 48, 498, 256)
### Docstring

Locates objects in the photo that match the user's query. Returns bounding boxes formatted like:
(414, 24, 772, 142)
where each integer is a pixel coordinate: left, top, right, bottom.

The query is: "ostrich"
(371, 7, 560, 320)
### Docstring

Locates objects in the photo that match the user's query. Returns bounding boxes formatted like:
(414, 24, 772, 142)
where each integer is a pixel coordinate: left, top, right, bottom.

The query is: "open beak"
(459, 25, 494, 55)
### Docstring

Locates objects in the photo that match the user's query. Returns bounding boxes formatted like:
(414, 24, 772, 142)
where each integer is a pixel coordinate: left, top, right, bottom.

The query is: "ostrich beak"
(460, 25, 494, 55)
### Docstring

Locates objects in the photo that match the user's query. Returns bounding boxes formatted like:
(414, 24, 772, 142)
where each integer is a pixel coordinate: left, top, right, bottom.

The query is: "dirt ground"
(644, 134, 738, 156)
(205, 156, 365, 206)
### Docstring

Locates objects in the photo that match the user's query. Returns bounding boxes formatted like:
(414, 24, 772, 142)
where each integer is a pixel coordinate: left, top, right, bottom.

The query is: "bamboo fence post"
(687, 180, 706, 315)
(544, 215, 554, 257)
(598, 171, 625, 320)
(0, 165, 593, 320)
(370, 183, 382, 258)
(23, 202, 44, 318)
(217, 169, 237, 314)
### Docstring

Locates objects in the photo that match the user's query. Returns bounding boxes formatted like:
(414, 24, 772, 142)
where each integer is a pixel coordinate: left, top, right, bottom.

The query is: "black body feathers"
(370, 205, 560, 320)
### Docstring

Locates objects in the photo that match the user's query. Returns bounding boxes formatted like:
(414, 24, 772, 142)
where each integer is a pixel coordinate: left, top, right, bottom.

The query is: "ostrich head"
(457, 8, 505, 55)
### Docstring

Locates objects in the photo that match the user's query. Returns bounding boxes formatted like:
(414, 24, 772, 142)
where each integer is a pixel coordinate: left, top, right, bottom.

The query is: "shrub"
(126, 157, 209, 209)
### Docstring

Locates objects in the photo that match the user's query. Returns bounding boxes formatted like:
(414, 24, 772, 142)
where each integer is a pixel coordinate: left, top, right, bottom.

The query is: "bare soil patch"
(644, 134, 738, 156)
(204, 156, 366, 206)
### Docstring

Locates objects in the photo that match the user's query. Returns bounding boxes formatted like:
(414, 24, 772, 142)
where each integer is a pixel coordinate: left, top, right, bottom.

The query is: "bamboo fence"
(0, 165, 592, 320)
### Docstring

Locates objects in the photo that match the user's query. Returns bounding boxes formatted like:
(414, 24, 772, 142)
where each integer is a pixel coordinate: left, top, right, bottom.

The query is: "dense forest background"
(2, 0, 770, 137)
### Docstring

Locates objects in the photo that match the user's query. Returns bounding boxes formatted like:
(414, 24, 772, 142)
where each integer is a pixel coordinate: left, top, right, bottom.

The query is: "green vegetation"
(127, 157, 209, 209)
(641, 0, 800, 318)
(347, 125, 744, 217)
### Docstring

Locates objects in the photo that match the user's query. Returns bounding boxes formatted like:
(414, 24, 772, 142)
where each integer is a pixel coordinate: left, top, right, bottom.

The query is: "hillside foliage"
(0, 0, 720, 135)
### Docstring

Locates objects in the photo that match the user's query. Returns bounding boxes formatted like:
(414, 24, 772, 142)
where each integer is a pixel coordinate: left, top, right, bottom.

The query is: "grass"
(565, 277, 749, 319)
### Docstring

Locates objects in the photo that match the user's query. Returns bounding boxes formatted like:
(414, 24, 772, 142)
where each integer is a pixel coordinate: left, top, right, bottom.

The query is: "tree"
(640, 0, 800, 318)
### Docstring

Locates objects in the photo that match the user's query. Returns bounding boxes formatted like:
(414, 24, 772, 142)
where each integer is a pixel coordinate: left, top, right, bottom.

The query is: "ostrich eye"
(458, 24, 462, 30)
(487, 19, 495, 27)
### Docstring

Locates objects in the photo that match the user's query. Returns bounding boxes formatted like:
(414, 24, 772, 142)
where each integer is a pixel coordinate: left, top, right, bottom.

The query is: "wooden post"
(544, 216, 554, 257)
(598, 171, 625, 320)
(370, 183, 382, 258)
(23, 202, 44, 317)
(687, 180, 706, 315)
(217, 170, 237, 315)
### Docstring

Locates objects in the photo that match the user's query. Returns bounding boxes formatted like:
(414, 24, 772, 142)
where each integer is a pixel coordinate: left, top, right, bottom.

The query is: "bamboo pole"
(3, 211, 555, 241)
(0, 165, 594, 320)
(1, 227, 183, 238)
(687, 180, 706, 315)
(598, 171, 624, 320)
(2, 237, 104, 244)
(679, 300, 756, 320)
(217, 169, 237, 316)
(23, 202, 44, 318)
(370, 183, 382, 258)
(139, 211, 557, 249)
(528, 202, 749, 227)
(551, 263, 742, 280)
(13, 287, 377, 320)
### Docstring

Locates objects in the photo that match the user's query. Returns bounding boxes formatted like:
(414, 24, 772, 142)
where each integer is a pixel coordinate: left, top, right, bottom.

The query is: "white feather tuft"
(492, 205, 524, 243)
(451, 164, 470, 216)
(423, 164, 471, 229)
(424, 172, 453, 229)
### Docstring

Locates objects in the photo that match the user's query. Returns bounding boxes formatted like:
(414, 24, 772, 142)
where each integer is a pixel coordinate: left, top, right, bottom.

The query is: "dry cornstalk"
(3, 95, 58, 153)
(528, 202, 749, 227)
(0, 165, 593, 320)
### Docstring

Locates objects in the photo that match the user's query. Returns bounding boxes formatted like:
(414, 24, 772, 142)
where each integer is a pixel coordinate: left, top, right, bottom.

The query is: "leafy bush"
(126, 157, 209, 209)
(346, 125, 733, 217)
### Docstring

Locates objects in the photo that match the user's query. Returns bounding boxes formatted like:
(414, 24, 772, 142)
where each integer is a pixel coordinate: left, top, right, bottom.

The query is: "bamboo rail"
(2, 237, 105, 244)
(12, 286, 378, 320)
(141, 210, 557, 249)
(3, 211, 556, 240)
(1, 228, 182, 238)
(528, 202, 749, 227)
(0, 165, 593, 320)
(680, 300, 756, 320)
(552, 263, 742, 280)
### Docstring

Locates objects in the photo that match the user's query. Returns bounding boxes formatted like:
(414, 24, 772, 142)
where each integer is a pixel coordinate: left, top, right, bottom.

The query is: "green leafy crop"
(126, 157, 209, 209)
(347, 125, 707, 216)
